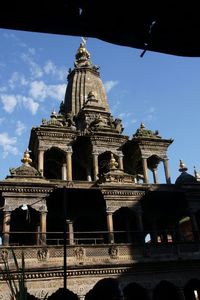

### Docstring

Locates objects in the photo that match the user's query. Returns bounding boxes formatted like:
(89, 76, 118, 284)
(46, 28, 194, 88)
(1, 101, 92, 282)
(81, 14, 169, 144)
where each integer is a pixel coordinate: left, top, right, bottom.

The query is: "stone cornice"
(0, 186, 54, 194)
(0, 267, 131, 281)
(101, 189, 145, 197)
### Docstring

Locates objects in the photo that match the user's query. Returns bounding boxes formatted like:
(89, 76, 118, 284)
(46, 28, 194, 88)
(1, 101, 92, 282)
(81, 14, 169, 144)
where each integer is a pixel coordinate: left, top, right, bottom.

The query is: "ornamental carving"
(37, 248, 48, 261)
(74, 247, 85, 262)
(109, 246, 119, 259)
(0, 249, 8, 262)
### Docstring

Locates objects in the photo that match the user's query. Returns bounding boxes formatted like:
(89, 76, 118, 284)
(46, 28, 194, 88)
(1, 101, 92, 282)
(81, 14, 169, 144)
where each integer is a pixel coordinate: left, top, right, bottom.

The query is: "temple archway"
(10, 206, 40, 246)
(85, 278, 123, 300)
(123, 282, 149, 300)
(153, 281, 180, 300)
(47, 288, 78, 300)
(44, 147, 66, 179)
(184, 279, 200, 300)
(113, 207, 137, 243)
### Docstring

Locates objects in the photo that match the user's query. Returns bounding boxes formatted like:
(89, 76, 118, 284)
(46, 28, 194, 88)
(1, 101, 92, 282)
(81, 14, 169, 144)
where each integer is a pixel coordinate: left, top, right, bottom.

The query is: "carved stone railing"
(0, 242, 200, 274)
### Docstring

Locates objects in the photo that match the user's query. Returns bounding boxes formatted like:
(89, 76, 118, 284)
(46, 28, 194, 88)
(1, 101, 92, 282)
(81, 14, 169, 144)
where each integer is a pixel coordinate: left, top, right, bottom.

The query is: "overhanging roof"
(0, 1, 200, 57)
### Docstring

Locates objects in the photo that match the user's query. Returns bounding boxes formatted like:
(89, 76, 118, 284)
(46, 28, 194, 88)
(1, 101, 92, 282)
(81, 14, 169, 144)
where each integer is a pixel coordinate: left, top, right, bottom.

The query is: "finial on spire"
(108, 153, 118, 170)
(194, 166, 200, 180)
(21, 149, 32, 165)
(51, 109, 57, 119)
(140, 122, 145, 129)
(75, 40, 91, 67)
(179, 160, 188, 172)
(81, 37, 88, 46)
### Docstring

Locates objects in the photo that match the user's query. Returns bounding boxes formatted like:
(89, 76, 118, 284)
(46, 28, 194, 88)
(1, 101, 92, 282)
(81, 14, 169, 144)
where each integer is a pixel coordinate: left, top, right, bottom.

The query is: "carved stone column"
(151, 219, 158, 243)
(78, 295, 85, 300)
(152, 168, 158, 184)
(106, 208, 114, 244)
(163, 158, 171, 184)
(38, 150, 44, 176)
(66, 146, 73, 181)
(40, 211, 47, 245)
(177, 287, 186, 300)
(135, 206, 144, 243)
(147, 289, 154, 300)
(188, 208, 199, 240)
(118, 154, 124, 170)
(142, 158, 149, 183)
(92, 151, 99, 181)
(3, 211, 11, 246)
(62, 163, 67, 181)
(67, 220, 74, 245)
(86, 167, 92, 182)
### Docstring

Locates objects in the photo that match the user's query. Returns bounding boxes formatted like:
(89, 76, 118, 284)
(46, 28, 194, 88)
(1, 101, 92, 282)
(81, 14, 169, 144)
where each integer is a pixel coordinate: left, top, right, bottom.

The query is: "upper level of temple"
(63, 42, 110, 116)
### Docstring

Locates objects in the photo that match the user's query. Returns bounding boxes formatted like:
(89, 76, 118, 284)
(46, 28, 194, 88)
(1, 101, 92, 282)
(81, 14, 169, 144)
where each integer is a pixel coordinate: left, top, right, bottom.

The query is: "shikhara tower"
(1, 42, 200, 300)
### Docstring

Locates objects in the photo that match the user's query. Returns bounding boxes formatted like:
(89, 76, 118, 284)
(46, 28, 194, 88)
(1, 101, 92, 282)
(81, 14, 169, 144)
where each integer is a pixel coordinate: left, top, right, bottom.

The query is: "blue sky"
(0, 28, 200, 182)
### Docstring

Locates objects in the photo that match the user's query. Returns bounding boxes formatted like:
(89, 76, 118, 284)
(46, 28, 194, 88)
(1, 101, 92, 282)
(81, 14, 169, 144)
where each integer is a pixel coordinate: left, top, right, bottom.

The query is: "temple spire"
(74, 41, 91, 68)
(179, 160, 188, 173)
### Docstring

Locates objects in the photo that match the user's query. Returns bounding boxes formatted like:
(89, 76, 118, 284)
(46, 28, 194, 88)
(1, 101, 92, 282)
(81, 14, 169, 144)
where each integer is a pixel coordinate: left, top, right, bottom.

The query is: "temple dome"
(175, 160, 197, 184)
(63, 42, 110, 116)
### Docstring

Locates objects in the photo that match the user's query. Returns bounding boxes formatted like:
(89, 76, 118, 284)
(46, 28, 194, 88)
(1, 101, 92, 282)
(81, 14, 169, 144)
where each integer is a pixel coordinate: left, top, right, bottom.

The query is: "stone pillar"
(38, 150, 44, 176)
(86, 167, 92, 182)
(67, 220, 74, 245)
(151, 220, 158, 243)
(152, 168, 158, 184)
(118, 154, 124, 170)
(62, 163, 67, 181)
(188, 208, 199, 240)
(3, 211, 11, 246)
(40, 211, 47, 245)
(92, 151, 99, 181)
(163, 159, 171, 184)
(142, 158, 149, 183)
(177, 287, 186, 300)
(66, 146, 73, 181)
(135, 207, 144, 243)
(78, 296, 85, 300)
(147, 289, 154, 300)
(106, 208, 114, 244)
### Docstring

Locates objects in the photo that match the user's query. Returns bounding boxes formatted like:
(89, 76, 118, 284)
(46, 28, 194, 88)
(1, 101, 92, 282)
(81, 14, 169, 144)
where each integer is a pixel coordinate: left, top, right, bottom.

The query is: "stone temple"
(1, 42, 200, 300)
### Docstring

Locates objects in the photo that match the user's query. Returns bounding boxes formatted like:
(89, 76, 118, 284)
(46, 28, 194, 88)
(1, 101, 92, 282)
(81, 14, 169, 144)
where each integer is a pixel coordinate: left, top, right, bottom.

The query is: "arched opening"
(147, 155, 162, 184)
(10, 206, 40, 246)
(113, 207, 137, 243)
(179, 216, 193, 241)
(184, 279, 200, 300)
(47, 288, 78, 300)
(153, 281, 180, 300)
(27, 293, 40, 300)
(72, 137, 93, 181)
(85, 278, 123, 300)
(44, 147, 66, 179)
(123, 282, 149, 300)
(46, 188, 106, 245)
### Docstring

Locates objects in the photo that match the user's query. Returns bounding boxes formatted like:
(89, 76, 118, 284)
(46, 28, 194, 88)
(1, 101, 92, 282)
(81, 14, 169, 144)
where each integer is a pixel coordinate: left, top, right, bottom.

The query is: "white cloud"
(19, 96, 39, 115)
(0, 94, 17, 113)
(104, 80, 119, 93)
(8, 72, 29, 89)
(44, 60, 66, 81)
(29, 81, 47, 99)
(15, 121, 26, 136)
(0, 132, 18, 158)
(29, 80, 66, 101)
(21, 53, 43, 78)
(0, 93, 39, 115)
